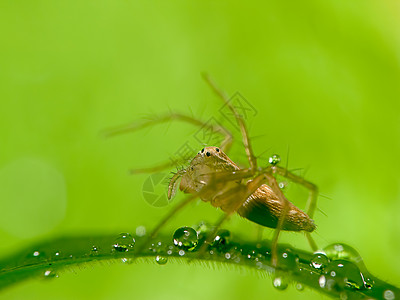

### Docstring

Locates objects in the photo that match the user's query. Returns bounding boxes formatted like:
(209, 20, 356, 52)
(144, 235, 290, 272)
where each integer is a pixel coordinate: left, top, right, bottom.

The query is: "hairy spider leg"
(202, 73, 257, 172)
(274, 165, 319, 251)
(103, 112, 233, 173)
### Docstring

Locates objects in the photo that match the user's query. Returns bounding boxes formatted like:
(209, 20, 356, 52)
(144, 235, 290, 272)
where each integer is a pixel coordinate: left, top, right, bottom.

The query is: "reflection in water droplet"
(269, 154, 281, 166)
(173, 227, 198, 251)
(273, 276, 288, 290)
(112, 233, 135, 252)
(155, 255, 168, 265)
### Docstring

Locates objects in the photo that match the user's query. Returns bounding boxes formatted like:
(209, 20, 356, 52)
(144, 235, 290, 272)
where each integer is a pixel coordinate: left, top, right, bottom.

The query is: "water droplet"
(311, 252, 329, 270)
(136, 225, 146, 237)
(295, 283, 304, 291)
(269, 154, 281, 166)
(178, 249, 185, 256)
(323, 243, 361, 263)
(55, 252, 60, 257)
(43, 269, 58, 279)
(278, 181, 287, 190)
(339, 292, 348, 300)
(212, 229, 231, 249)
(319, 275, 339, 291)
(273, 276, 288, 290)
(173, 227, 198, 251)
(33, 251, 40, 257)
(323, 243, 374, 289)
(155, 255, 168, 265)
(384, 289, 395, 300)
(121, 257, 133, 264)
(91, 245, 99, 256)
(277, 248, 298, 270)
(325, 260, 365, 290)
(112, 233, 135, 252)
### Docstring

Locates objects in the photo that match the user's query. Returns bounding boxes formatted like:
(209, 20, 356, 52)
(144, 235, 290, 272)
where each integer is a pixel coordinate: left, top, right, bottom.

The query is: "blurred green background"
(1, 1, 399, 299)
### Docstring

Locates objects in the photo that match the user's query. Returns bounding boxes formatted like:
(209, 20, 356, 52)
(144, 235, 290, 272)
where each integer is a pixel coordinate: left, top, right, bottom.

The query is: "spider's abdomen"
(237, 184, 316, 232)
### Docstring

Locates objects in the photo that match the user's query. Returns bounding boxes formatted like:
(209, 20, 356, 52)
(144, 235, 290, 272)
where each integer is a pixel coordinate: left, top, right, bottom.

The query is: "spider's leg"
(274, 165, 319, 251)
(202, 74, 257, 171)
(104, 112, 234, 172)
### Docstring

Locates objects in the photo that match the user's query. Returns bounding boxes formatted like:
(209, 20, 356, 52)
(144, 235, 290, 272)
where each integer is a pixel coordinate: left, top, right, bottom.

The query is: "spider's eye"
(216, 148, 220, 152)
(206, 152, 211, 157)
(201, 148, 205, 153)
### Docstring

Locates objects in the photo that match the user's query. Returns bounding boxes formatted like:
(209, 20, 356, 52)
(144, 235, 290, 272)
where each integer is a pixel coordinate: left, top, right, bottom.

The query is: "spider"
(105, 74, 319, 265)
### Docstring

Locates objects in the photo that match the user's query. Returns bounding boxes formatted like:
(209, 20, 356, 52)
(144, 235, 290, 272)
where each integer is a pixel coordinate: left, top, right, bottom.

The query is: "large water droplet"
(323, 243, 374, 289)
(155, 255, 168, 265)
(273, 276, 289, 290)
(269, 154, 281, 166)
(112, 233, 135, 252)
(173, 227, 198, 251)
(325, 260, 365, 290)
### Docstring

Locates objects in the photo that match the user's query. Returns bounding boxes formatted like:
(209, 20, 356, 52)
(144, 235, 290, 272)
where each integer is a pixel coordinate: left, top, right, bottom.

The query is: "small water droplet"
(277, 248, 298, 270)
(173, 227, 198, 251)
(43, 269, 58, 279)
(90, 245, 99, 256)
(311, 252, 329, 270)
(225, 252, 231, 259)
(136, 226, 146, 237)
(33, 251, 40, 257)
(339, 292, 348, 300)
(212, 229, 231, 249)
(55, 252, 60, 257)
(112, 233, 135, 252)
(121, 257, 133, 264)
(278, 181, 287, 190)
(273, 276, 288, 290)
(383, 289, 395, 300)
(295, 283, 304, 291)
(269, 154, 281, 166)
(155, 255, 168, 265)
(178, 249, 185, 256)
